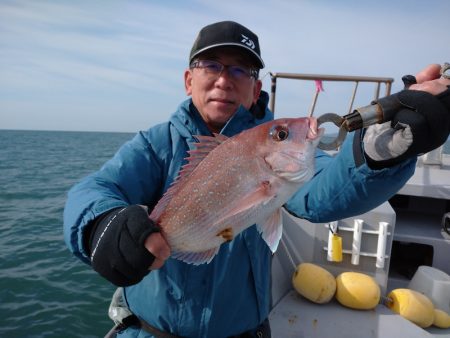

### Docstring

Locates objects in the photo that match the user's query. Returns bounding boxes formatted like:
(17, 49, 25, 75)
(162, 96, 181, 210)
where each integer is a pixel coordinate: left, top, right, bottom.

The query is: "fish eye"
(270, 125, 289, 141)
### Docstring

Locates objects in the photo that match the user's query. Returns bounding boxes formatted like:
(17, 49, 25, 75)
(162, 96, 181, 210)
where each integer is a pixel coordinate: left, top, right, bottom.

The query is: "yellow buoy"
(386, 288, 435, 328)
(335, 272, 380, 310)
(292, 263, 336, 304)
(433, 309, 450, 329)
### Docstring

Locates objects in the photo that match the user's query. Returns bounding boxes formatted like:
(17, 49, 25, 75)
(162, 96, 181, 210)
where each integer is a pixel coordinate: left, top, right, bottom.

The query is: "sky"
(1, 0, 450, 133)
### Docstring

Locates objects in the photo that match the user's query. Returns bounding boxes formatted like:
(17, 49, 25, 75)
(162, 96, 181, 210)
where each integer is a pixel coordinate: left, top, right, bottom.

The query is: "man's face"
(184, 47, 262, 133)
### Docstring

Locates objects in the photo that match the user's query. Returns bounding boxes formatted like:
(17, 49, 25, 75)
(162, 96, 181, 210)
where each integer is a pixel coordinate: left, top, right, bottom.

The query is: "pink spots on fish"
(149, 117, 323, 265)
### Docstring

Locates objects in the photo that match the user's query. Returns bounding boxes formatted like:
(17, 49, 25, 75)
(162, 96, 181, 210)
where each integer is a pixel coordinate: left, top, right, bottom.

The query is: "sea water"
(0, 129, 449, 338)
(0, 130, 133, 338)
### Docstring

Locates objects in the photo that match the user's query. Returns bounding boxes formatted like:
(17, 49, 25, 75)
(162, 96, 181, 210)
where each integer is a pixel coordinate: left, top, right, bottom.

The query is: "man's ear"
(253, 79, 263, 104)
(184, 69, 192, 95)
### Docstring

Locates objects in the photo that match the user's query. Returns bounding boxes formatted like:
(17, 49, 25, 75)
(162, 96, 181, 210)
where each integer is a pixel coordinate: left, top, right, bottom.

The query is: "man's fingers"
(149, 257, 167, 270)
(409, 64, 450, 95)
(144, 232, 171, 262)
(414, 64, 441, 84)
(410, 78, 450, 95)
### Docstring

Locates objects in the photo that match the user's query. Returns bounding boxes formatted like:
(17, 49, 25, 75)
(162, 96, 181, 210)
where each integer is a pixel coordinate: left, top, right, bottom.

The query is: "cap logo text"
(241, 34, 255, 49)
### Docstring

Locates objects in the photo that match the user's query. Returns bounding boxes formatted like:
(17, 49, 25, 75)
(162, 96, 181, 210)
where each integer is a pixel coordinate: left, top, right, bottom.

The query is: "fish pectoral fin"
(222, 180, 275, 219)
(172, 247, 220, 265)
(257, 208, 283, 253)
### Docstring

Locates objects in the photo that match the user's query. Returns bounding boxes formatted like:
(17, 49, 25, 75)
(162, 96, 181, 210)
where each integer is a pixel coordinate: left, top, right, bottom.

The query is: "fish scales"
(162, 143, 262, 245)
(150, 117, 323, 265)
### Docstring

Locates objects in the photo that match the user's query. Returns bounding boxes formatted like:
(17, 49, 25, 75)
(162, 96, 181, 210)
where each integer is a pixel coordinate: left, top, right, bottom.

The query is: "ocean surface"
(1, 129, 449, 338)
(0, 130, 134, 338)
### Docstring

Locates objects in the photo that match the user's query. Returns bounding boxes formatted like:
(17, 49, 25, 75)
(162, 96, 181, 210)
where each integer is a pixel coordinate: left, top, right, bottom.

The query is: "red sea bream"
(149, 117, 323, 264)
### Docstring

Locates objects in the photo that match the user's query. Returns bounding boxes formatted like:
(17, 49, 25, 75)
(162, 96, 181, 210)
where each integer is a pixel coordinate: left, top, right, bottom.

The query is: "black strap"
(442, 212, 450, 236)
(104, 325, 120, 338)
(138, 317, 182, 338)
(229, 318, 271, 338)
(352, 129, 365, 168)
(104, 315, 181, 338)
(106, 315, 270, 338)
(104, 315, 141, 338)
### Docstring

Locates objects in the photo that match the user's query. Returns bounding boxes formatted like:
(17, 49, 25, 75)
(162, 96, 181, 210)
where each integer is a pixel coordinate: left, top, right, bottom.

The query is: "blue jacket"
(63, 96, 416, 337)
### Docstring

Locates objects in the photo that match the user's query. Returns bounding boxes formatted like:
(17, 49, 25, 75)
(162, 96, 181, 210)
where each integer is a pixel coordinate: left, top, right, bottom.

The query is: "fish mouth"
(284, 166, 314, 183)
(306, 117, 322, 140)
(306, 117, 325, 146)
(269, 149, 314, 183)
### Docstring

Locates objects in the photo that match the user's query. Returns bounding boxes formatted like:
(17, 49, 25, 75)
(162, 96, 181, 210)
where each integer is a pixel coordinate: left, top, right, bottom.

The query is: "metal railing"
(269, 72, 394, 116)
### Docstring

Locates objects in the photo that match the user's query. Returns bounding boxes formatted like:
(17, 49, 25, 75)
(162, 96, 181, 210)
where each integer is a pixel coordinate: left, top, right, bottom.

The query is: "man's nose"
(214, 67, 234, 86)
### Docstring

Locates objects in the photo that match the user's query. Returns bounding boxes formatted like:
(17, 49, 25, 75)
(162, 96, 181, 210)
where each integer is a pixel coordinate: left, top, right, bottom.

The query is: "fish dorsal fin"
(149, 133, 229, 221)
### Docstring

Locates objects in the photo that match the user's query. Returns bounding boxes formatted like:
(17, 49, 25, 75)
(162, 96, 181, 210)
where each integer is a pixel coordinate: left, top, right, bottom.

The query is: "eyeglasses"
(190, 60, 259, 81)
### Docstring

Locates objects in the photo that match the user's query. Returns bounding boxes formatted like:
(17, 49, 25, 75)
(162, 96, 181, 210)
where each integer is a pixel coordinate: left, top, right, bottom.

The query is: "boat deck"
(269, 154, 450, 337)
(269, 290, 443, 337)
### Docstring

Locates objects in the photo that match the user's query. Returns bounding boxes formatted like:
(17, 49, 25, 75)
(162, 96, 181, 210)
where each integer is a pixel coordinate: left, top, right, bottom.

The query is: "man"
(64, 21, 450, 337)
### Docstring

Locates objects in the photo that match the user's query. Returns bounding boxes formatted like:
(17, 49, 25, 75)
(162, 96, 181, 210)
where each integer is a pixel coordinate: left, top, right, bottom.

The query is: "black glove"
(364, 87, 450, 168)
(87, 205, 160, 286)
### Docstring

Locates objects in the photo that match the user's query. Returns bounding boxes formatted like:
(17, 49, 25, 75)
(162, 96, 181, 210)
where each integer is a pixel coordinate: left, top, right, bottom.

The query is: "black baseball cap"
(189, 21, 264, 69)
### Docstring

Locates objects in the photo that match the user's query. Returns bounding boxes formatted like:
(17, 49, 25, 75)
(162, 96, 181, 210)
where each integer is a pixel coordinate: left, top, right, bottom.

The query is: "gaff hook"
(317, 113, 348, 150)
(316, 62, 450, 151)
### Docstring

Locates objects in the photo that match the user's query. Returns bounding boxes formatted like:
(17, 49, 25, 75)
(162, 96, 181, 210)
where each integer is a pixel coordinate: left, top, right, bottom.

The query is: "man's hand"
(411, 63, 449, 95)
(144, 231, 170, 270)
(88, 205, 170, 286)
(363, 64, 450, 168)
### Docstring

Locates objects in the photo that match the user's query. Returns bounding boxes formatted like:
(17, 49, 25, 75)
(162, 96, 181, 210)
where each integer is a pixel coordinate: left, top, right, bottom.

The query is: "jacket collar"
(170, 91, 273, 142)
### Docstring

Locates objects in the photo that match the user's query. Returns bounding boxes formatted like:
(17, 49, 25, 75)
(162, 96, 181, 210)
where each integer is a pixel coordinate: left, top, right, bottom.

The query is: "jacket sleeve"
(284, 130, 416, 223)
(63, 130, 168, 264)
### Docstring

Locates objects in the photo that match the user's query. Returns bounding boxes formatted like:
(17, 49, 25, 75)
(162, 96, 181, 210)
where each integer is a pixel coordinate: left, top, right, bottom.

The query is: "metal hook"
(317, 113, 348, 150)
(441, 62, 450, 80)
